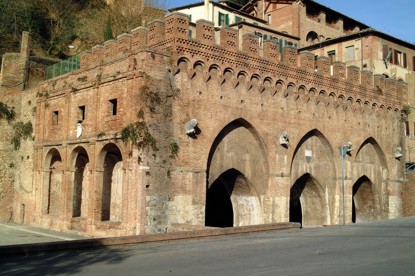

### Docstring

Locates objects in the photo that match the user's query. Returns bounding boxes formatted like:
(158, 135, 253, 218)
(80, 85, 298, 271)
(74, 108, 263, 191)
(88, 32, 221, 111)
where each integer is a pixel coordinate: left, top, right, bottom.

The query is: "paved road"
(1, 217, 415, 275)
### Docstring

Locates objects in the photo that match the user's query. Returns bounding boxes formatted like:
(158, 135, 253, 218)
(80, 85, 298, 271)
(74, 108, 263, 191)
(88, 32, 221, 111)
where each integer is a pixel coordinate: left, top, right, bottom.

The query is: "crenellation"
(374, 74, 386, 93)
(79, 50, 92, 70)
(332, 61, 346, 80)
(165, 13, 189, 40)
(361, 70, 373, 88)
(147, 20, 165, 46)
(131, 27, 148, 52)
(299, 51, 315, 72)
(91, 45, 104, 68)
(385, 78, 397, 98)
(315, 56, 330, 77)
(219, 27, 238, 51)
(282, 46, 298, 67)
(196, 20, 215, 46)
(263, 40, 280, 62)
(116, 33, 132, 59)
(346, 65, 360, 83)
(242, 33, 260, 57)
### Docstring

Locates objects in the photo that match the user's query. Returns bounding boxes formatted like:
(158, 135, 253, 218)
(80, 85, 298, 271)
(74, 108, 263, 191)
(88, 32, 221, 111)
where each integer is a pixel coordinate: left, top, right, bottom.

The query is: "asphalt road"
(1, 217, 415, 275)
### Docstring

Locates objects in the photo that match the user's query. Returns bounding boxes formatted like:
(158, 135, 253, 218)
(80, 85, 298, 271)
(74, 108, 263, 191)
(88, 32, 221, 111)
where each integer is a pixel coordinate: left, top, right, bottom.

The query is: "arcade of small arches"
(42, 143, 123, 222)
(176, 58, 402, 116)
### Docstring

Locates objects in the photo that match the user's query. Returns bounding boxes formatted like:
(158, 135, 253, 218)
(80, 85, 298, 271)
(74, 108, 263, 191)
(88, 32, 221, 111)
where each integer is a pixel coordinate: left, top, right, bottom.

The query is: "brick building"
(0, 1, 413, 237)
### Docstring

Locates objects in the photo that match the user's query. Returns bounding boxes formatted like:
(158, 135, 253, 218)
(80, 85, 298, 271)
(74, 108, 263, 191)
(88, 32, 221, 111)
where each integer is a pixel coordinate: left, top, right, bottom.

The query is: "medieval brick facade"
(0, 10, 413, 237)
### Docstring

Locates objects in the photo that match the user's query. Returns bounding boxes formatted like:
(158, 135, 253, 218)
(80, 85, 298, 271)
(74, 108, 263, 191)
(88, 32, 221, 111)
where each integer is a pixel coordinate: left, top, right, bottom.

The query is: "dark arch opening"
(72, 148, 89, 218)
(289, 174, 309, 225)
(205, 169, 241, 227)
(306, 31, 319, 43)
(100, 144, 123, 221)
(352, 176, 377, 223)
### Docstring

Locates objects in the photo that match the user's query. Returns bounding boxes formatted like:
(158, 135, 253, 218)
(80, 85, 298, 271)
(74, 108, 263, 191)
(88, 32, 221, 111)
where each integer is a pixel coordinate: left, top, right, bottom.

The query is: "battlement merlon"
(77, 12, 407, 105)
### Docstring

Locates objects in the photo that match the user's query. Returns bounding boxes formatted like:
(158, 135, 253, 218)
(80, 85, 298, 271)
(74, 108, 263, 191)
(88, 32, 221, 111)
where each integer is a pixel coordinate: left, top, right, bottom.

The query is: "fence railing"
(46, 55, 80, 80)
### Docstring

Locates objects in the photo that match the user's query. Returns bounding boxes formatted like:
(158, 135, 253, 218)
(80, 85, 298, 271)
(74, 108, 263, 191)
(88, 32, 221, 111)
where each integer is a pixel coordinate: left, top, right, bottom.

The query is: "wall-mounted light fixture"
(184, 119, 199, 137)
(279, 131, 289, 146)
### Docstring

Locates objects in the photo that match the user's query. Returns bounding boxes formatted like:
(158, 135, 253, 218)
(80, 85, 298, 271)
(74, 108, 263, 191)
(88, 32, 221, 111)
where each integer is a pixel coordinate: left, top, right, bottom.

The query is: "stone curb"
(0, 222, 300, 256)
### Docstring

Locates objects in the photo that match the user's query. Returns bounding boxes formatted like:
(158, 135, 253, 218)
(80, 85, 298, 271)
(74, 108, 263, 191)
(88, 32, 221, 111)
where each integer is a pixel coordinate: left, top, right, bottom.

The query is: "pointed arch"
(352, 175, 380, 223)
(206, 118, 268, 227)
(290, 173, 326, 226)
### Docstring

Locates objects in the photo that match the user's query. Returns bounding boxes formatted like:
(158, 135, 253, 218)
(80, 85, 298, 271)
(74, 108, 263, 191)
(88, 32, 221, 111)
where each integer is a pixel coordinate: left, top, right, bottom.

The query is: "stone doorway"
(352, 176, 378, 223)
(290, 173, 326, 226)
(205, 169, 261, 227)
(72, 148, 89, 218)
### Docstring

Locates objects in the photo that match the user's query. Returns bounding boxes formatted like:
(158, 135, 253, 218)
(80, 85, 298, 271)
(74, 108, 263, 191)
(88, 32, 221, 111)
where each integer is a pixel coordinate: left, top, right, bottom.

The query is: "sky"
(165, 0, 415, 43)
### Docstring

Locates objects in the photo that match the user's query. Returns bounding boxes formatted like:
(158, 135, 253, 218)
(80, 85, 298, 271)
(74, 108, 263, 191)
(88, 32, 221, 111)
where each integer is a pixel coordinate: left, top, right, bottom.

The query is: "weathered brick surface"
(0, 13, 410, 237)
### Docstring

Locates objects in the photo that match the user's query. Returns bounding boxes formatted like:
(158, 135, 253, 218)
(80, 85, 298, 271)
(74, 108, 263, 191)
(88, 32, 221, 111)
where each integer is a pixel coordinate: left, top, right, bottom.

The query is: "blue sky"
(166, 0, 415, 43)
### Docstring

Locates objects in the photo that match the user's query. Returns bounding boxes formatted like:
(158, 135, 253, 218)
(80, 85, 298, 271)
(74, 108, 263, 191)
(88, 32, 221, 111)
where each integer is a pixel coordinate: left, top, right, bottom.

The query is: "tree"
(103, 15, 114, 41)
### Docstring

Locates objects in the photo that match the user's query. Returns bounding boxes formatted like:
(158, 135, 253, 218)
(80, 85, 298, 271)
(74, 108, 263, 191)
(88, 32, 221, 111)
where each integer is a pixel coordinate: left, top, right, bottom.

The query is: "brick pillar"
(196, 19, 215, 46)
(316, 56, 330, 76)
(361, 70, 373, 88)
(79, 50, 92, 70)
(282, 46, 298, 67)
(385, 78, 397, 98)
(242, 33, 259, 57)
(263, 40, 279, 62)
(147, 20, 166, 46)
(220, 27, 238, 51)
(299, 51, 315, 72)
(347, 65, 360, 83)
(374, 74, 386, 93)
(332, 62, 346, 79)
(91, 45, 104, 67)
(165, 13, 189, 40)
(131, 27, 148, 52)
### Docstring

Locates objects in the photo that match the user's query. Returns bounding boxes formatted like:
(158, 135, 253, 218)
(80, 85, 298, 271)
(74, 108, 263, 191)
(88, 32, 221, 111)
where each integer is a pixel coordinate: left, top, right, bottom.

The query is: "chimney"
(204, 0, 209, 20)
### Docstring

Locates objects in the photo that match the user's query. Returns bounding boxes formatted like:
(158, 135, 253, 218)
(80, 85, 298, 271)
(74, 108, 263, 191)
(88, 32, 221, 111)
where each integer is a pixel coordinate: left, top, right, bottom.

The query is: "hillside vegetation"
(0, 0, 166, 61)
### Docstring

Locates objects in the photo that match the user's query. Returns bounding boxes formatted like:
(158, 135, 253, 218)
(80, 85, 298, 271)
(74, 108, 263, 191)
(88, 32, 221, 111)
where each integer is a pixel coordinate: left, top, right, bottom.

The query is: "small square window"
(52, 111, 59, 125)
(109, 99, 117, 116)
(78, 105, 85, 121)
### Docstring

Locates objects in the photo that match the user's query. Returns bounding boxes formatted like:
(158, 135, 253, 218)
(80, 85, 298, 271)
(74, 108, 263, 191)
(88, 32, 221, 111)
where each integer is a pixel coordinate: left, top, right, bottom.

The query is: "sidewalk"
(0, 222, 300, 256)
(0, 222, 86, 246)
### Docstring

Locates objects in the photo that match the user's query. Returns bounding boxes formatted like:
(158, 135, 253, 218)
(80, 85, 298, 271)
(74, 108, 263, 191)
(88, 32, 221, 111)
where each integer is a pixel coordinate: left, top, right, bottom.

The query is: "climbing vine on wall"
(121, 109, 158, 163)
(0, 102, 16, 122)
(11, 121, 33, 150)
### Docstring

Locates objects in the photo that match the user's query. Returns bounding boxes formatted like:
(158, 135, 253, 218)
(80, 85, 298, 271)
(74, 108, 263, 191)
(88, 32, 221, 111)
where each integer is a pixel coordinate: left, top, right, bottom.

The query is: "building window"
(345, 45, 355, 61)
(218, 12, 229, 26)
(109, 99, 117, 116)
(52, 111, 59, 125)
(327, 50, 336, 64)
(413, 56, 415, 71)
(235, 16, 243, 23)
(78, 105, 85, 121)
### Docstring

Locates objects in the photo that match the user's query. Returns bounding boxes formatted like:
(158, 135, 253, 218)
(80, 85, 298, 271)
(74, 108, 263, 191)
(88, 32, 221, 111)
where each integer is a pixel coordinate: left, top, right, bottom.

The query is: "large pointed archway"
(352, 176, 380, 223)
(205, 118, 268, 227)
(289, 173, 326, 226)
(290, 129, 334, 225)
(354, 137, 387, 220)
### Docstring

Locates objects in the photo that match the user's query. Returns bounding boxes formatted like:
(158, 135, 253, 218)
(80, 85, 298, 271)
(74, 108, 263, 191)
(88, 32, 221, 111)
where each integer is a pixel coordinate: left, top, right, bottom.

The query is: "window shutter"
(403, 53, 407, 68)
(382, 45, 389, 60)
(279, 39, 283, 53)
(263, 34, 268, 41)
(225, 14, 229, 26)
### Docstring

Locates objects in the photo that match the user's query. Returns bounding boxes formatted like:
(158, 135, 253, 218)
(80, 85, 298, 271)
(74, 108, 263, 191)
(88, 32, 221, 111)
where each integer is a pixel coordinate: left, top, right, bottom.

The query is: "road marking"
(0, 223, 76, 241)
